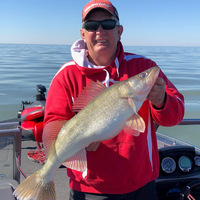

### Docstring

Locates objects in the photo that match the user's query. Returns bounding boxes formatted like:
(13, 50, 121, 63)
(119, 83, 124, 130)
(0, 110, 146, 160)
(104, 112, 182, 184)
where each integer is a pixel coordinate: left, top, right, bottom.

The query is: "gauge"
(194, 156, 200, 166)
(161, 157, 176, 174)
(178, 156, 192, 172)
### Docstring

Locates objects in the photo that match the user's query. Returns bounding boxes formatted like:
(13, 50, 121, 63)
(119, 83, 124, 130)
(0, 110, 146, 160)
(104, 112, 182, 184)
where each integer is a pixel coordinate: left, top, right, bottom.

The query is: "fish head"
(128, 66, 160, 102)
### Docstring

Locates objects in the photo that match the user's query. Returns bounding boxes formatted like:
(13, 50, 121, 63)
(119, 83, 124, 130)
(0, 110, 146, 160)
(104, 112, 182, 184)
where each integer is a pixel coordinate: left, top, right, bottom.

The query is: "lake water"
(0, 44, 200, 146)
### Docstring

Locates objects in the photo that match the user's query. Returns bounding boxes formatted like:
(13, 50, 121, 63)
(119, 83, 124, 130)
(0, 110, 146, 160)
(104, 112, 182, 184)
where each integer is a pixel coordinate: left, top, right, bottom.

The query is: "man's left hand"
(147, 77, 166, 108)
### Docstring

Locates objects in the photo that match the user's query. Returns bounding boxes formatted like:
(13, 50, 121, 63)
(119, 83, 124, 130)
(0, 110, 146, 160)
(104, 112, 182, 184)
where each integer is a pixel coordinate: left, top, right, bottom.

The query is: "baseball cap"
(82, 0, 119, 22)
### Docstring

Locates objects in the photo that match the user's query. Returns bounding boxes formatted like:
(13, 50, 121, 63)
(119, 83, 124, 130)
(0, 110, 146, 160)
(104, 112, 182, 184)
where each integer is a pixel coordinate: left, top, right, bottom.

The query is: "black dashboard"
(159, 146, 200, 178)
(156, 146, 200, 200)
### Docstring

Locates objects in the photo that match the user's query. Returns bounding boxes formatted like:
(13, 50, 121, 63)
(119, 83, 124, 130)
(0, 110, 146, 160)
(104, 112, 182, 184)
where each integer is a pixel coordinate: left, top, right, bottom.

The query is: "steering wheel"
(179, 180, 200, 200)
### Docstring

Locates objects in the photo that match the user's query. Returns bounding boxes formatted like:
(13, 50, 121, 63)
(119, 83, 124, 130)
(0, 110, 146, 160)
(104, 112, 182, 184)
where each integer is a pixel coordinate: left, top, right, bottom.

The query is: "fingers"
(147, 77, 166, 108)
(153, 77, 166, 92)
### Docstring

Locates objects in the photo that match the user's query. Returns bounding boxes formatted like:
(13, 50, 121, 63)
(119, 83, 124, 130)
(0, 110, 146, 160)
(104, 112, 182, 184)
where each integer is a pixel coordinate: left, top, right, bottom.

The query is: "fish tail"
(13, 171, 56, 200)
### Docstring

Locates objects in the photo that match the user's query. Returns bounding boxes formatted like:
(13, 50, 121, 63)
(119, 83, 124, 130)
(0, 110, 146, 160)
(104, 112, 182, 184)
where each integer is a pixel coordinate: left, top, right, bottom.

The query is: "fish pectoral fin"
(125, 114, 145, 136)
(128, 97, 137, 113)
(62, 149, 87, 172)
(86, 142, 100, 151)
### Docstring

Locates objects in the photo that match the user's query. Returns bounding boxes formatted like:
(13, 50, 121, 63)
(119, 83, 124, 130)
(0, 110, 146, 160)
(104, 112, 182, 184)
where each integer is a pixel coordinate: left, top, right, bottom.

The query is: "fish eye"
(139, 72, 148, 79)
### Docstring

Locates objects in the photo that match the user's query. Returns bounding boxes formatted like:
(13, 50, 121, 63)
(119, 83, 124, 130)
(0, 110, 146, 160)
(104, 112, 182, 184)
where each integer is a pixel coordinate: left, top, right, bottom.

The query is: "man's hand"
(147, 77, 166, 108)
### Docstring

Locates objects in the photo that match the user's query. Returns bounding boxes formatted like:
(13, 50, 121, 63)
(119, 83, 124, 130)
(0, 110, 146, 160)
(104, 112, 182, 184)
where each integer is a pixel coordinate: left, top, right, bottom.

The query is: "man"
(43, 0, 185, 199)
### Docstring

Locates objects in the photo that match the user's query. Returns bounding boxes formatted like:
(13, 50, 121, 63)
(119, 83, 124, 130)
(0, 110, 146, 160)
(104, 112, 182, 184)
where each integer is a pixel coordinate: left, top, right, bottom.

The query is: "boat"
(0, 86, 200, 200)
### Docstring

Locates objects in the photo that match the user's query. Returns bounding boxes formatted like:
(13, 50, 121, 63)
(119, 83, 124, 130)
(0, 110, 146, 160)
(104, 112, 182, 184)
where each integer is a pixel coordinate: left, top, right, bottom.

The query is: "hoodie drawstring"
(103, 69, 110, 87)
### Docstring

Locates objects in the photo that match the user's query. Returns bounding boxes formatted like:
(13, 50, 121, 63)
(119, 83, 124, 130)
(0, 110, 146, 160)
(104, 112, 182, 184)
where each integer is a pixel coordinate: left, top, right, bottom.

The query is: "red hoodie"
(44, 40, 185, 194)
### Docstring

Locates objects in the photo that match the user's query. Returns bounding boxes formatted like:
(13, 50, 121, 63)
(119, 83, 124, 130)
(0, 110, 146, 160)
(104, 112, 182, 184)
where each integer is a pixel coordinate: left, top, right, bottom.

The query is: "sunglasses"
(82, 19, 120, 31)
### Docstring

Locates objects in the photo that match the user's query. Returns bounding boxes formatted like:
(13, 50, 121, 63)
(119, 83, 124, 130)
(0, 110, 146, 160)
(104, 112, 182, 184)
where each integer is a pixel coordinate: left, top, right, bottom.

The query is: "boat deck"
(20, 140, 70, 200)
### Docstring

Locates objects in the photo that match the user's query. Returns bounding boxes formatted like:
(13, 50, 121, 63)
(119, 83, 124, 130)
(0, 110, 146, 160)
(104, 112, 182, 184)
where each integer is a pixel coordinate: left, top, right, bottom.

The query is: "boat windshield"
(157, 119, 200, 151)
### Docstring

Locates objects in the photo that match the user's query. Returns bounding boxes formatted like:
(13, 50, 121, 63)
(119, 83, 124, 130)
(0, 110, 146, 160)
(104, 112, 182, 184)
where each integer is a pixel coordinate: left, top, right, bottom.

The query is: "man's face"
(81, 9, 123, 65)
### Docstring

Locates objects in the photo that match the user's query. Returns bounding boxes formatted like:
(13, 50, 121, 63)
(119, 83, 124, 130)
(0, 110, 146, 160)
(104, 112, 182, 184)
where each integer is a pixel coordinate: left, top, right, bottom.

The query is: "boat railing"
(0, 122, 24, 200)
(179, 118, 200, 125)
(157, 118, 200, 152)
(0, 122, 23, 183)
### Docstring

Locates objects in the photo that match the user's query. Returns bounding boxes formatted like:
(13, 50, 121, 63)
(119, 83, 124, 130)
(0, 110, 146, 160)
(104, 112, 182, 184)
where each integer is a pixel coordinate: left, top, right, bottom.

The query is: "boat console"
(156, 119, 200, 200)
(156, 145, 200, 199)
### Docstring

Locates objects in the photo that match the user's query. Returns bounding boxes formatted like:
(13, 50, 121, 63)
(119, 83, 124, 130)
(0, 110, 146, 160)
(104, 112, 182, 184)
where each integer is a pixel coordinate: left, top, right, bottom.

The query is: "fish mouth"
(128, 66, 160, 97)
(148, 66, 160, 86)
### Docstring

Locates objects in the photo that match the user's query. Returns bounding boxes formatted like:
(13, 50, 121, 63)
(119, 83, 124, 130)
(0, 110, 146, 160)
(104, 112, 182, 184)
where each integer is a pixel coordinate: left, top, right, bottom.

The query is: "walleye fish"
(13, 66, 160, 200)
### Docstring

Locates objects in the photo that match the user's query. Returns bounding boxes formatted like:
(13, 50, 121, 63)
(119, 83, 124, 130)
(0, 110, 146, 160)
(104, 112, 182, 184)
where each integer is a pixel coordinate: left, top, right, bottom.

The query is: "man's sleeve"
(150, 70, 185, 127)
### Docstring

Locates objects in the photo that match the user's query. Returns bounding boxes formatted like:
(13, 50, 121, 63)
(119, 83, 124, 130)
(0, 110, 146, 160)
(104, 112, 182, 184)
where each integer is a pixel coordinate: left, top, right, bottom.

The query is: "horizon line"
(0, 42, 199, 47)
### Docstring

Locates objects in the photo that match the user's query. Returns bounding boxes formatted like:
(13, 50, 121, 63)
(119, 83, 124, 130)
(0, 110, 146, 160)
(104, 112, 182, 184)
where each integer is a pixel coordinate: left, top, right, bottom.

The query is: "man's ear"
(118, 25, 123, 41)
(80, 28, 86, 42)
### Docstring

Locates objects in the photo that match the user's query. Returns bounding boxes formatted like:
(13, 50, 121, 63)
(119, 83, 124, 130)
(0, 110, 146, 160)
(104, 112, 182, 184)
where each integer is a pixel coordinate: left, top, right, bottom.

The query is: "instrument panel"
(159, 146, 200, 178)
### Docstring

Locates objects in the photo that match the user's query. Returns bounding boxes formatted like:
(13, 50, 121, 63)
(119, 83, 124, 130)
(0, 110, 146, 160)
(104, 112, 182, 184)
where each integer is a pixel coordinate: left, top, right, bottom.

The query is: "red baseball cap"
(82, 0, 119, 21)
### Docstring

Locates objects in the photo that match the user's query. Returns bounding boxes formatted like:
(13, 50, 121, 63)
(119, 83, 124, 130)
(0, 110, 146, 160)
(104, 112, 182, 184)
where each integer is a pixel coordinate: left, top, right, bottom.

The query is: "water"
(0, 43, 71, 120)
(0, 44, 200, 146)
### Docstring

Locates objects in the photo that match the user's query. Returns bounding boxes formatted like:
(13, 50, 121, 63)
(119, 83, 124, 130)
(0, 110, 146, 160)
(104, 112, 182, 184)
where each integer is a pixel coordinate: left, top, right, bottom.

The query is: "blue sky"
(0, 0, 200, 46)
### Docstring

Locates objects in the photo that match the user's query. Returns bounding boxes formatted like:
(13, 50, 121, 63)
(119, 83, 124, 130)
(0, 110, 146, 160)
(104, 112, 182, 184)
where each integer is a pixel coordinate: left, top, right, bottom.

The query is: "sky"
(0, 0, 200, 46)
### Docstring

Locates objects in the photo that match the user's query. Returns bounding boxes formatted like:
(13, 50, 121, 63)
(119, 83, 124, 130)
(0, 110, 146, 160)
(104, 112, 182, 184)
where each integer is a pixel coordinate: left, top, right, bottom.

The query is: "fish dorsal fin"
(62, 149, 87, 172)
(73, 80, 106, 112)
(125, 114, 145, 136)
